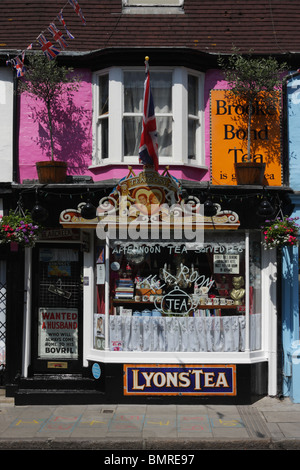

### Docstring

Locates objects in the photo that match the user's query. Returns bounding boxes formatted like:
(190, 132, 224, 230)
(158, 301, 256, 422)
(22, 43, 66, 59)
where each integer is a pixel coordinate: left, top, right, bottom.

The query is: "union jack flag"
(57, 10, 75, 39)
(48, 23, 68, 49)
(22, 43, 33, 62)
(138, 58, 159, 171)
(37, 34, 60, 60)
(14, 57, 26, 77)
(68, 0, 86, 25)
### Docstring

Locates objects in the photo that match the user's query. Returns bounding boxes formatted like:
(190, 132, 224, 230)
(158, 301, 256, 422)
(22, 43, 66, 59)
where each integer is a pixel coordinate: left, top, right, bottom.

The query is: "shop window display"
(94, 232, 262, 353)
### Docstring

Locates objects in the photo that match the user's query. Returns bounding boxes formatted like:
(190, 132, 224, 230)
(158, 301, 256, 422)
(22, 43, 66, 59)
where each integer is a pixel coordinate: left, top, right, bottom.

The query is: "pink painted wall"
(18, 68, 93, 182)
(18, 68, 227, 183)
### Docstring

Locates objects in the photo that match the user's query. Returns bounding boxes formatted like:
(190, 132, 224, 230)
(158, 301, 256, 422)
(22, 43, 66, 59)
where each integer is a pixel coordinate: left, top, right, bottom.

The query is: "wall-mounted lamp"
(204, 196, 217, 217)
(256, 197, 275, 219)
(80, 189, 97, 220)
(31, 189, 49, 223)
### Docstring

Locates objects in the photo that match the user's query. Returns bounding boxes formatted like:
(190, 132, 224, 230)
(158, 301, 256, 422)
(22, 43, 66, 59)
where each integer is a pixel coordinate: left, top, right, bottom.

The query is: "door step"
(14, 374, 105, 405)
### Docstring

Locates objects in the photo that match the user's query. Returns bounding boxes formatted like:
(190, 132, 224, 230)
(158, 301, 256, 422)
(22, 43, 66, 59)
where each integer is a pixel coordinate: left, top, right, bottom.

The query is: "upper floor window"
(122, 0, 184, 13)
(92, 67, 204, 168)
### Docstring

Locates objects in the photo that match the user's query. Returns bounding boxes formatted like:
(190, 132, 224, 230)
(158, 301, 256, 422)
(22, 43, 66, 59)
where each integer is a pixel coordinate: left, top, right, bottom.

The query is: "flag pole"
(139, 56, 159, 172)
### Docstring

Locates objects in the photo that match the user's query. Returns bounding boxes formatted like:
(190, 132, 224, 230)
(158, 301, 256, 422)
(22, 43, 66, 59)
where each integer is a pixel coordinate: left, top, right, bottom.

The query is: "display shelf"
(113, 299, 239, 309)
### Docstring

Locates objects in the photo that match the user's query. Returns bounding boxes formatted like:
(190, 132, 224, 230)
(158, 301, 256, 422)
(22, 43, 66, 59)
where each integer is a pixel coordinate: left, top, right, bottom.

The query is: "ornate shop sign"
(59, 166, 240, 234)
(123, 364, 237, 396)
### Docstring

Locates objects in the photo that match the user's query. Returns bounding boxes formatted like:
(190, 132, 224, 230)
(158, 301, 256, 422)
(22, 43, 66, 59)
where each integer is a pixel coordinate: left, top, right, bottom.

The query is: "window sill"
(122, 6, 184, 14)
(86, 349, 268, 365)
(89, 161, 208, 171)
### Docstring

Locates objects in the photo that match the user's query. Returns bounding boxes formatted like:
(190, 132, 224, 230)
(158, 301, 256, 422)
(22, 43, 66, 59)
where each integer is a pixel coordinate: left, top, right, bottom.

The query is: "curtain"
(107, 314, 261, 353)
(123, 71, 172, 157)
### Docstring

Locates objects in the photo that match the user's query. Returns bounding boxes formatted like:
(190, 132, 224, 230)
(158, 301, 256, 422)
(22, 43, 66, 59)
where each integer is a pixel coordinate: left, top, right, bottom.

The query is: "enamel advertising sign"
(210, 89, 282, 186)
(38, 308, 78, 359)
(123, 364, 236, 396)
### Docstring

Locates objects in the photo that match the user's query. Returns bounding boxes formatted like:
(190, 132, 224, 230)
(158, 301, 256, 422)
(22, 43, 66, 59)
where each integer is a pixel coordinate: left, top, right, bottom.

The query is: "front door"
(32, 244, 83, 374)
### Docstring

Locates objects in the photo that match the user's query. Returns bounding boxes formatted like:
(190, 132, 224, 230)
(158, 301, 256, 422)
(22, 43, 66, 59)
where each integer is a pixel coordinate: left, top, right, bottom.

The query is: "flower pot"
(36, 161, 67, 184)
(234, 161, 266, 185)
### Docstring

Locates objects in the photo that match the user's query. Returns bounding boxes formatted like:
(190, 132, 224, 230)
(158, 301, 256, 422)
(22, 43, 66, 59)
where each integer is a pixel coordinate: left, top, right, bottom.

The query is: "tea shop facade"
(7, 66, 288, 404)
(45, 165, 278, 405)
(13, 67, 285, 405)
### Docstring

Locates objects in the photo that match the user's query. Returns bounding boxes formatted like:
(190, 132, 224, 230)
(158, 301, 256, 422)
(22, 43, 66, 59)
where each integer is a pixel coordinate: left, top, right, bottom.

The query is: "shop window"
(94, 232, 262, 353)
(92, 67, 204, 167)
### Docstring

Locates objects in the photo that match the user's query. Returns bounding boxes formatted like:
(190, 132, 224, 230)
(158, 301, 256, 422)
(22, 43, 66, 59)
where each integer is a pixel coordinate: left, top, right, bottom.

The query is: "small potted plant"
(262, 216, 299, 249)
(19, 54, 81, 183)
(0, 210, 41, 249)
(219, 50, 286, 184)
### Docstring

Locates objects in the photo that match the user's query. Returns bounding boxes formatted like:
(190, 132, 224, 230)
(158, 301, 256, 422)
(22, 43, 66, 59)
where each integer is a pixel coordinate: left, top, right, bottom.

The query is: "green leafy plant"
(0, 210, 41, 247)
(262, 216, 299, 249)
(218, 49, 287, 162)
(19, 54, 81, 161)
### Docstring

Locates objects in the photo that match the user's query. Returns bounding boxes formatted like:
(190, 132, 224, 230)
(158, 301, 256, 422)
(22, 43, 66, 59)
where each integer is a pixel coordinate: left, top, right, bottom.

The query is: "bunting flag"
(13, 57, 26, 77)
(57, 10, 75, 39)
(138, 57, 159, 171)
(22, 43, 33, 62)
(48, 23, 68, 49)
(6, 0, 86, 74)
(68, 0, 86, 25)
(37, 34, 60, 60)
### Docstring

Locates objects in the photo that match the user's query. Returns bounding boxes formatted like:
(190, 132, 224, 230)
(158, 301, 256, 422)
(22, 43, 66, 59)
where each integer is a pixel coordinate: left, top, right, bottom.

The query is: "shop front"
(56, 167, 277, 404)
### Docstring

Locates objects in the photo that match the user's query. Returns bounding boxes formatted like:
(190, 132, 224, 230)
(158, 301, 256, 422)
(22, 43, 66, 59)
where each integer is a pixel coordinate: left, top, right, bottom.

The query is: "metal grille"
(0, 261, 6, 385)
(38, 250, 82, 309)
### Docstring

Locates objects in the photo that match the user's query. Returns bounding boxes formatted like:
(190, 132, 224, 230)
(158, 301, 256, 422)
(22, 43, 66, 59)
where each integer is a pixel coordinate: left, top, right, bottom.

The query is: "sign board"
(210, 89, 282, 186)
(38, 308, 78, 359)
(213, 254, 239, 274)
(123, 364, 236, 396)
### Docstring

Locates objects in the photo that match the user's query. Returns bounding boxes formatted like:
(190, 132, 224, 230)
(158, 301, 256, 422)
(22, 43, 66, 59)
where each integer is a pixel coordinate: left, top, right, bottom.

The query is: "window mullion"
(109, 67, 123, 162)
(173, 68, 187, 164)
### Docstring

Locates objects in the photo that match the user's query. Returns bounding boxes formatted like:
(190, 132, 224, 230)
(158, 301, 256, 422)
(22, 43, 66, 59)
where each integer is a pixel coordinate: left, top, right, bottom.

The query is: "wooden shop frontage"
(6, 165, 283, 405)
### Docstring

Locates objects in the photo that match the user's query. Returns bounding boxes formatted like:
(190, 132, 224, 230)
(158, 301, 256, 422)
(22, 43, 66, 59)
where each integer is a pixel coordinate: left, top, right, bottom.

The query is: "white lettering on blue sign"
(92, 362, 101, 379)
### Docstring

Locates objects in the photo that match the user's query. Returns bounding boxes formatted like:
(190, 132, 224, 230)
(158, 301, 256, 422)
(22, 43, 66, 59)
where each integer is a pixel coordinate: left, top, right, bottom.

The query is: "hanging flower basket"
(0, 210, 41, 248)
(262, 216, 300, 249)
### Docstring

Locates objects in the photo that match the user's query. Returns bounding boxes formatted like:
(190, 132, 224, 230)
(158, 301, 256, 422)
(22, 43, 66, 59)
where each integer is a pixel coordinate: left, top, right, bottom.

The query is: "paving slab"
(1, 392, 300, 449)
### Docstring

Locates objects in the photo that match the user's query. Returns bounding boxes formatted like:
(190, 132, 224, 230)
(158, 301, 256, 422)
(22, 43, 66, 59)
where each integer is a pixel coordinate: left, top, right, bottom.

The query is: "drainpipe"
(12, 70, 19, 183)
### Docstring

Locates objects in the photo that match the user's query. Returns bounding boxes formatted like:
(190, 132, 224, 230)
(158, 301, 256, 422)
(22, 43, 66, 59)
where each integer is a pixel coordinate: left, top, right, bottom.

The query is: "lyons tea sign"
(124, 364, 236, 396)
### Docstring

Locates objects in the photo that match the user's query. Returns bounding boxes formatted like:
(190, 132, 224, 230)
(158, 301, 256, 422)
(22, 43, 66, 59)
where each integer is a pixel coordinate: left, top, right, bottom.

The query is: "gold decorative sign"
(59, 167, 240, 232)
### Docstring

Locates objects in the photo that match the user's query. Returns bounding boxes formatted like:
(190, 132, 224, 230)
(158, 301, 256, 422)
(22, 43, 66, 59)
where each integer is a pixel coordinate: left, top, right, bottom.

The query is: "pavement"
(1, 390, 300, 452)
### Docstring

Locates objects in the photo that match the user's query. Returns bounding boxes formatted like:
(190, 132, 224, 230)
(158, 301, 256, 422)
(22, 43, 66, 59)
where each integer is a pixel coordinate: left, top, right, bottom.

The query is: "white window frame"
(92, 66, 205, 169)
(123, 0, 183, 5)
(122, 0, 184, 13)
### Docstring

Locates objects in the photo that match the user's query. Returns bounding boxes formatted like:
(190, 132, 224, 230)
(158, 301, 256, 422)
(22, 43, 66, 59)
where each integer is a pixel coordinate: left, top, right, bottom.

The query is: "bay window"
(93, 231, 262, 354)
(92, 67, 204, 168)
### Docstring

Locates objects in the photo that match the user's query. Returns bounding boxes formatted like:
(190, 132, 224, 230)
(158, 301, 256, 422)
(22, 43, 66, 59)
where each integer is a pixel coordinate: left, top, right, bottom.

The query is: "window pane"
(124, 72, 144, 113)
(152, 72, 172, 113)
(101, 119, 108, 159)
(188, 119, 196, 159)
(188, 74, 198, 116)
(124, 71, 172, 114)
(156, 116, 172, 156)
(124, 116, 172, 156)
(124, 116, 142, 155)
(99, 75, 108, 116)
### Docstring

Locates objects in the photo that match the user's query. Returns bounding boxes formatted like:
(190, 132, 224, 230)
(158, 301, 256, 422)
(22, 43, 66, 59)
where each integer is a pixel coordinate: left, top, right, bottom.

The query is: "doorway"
(31, 244, 83, 374)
